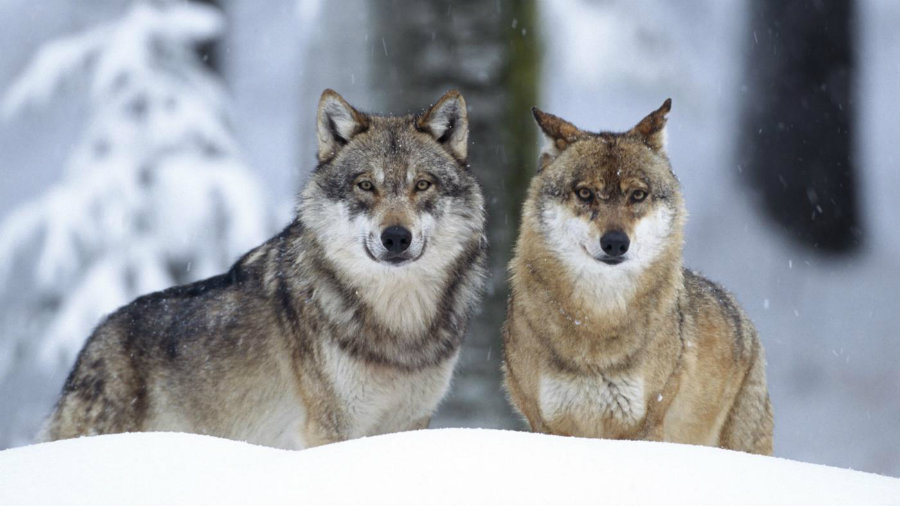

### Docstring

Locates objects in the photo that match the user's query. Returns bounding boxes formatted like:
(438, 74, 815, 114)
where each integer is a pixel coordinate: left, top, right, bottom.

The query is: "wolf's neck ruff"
(288, 212, 483, 372)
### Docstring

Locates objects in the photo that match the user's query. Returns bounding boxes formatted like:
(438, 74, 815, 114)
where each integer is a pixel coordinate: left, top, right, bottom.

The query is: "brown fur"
(502, 100, 773, 454)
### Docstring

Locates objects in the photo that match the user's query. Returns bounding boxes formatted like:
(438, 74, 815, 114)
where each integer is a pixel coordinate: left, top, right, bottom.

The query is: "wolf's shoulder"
(680, 268, 758, 361)
(681, 268, 740, 303)
(99, 222, 300, 340)
(129, 255, 255, 310)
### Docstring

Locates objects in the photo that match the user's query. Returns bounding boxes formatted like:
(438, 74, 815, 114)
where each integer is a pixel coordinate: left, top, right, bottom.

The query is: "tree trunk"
(739, 0, 861, 253)
(370, 0, 540, 429)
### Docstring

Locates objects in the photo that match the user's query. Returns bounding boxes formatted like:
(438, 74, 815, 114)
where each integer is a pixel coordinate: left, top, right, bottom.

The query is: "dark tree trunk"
(370, 0, 540, 428)
(740, 0, 861, 253)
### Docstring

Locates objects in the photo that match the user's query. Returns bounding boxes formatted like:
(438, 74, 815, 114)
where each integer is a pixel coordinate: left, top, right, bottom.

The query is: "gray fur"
(44, 90, 487, 449)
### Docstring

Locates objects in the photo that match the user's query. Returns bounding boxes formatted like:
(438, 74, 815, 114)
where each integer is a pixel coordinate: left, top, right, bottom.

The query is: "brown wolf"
(502, 100, 773, 454)
(43, 89, 487, 449)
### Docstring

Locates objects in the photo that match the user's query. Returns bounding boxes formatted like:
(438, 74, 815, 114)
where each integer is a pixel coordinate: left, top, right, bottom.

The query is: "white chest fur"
(324, 341, 457, 438)
(539, 372, 646, 434)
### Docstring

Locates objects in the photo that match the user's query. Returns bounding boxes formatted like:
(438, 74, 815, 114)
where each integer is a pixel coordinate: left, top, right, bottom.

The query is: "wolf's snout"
(600, 230, 630, 257)
(381, 226, 412, 254)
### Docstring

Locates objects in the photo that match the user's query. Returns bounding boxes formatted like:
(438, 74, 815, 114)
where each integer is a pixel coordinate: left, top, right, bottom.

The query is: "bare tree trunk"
(739, 0, 860, 253)
(370, 0, 540, 429)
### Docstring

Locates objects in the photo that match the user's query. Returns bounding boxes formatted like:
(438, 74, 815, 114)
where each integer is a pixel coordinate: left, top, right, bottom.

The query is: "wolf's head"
(301, 88, 483, 266)
(298, 90, 485, 332)
(520, 100, 685, 307)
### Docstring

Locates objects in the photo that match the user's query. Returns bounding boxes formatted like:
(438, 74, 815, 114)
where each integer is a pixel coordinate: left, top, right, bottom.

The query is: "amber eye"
(357, 181, 374, 192)
(415, 180, 432, 191)
(576, 187, 594, 202)
(631, 189, 647, 202)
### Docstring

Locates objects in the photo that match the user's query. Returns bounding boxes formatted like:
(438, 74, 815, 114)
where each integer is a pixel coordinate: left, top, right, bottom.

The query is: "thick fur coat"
(502, 101, 773, 454)
(44, 90, 487, 449)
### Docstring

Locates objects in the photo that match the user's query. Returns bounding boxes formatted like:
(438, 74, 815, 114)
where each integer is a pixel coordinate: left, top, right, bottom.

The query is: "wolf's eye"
(631, 189, 647, 202)
(357, 181, 374, 192)
(415, 180, 432, 191)
(576, 187, 594, 202)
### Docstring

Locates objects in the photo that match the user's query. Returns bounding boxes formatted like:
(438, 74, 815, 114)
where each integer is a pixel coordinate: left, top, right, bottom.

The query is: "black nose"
(600, 230, 630, 257)
(381, 226, 412, 253)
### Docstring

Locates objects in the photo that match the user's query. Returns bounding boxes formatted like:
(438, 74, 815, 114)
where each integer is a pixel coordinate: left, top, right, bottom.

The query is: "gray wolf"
(502, 100, 773, 454)
(44, 89, 487, 449)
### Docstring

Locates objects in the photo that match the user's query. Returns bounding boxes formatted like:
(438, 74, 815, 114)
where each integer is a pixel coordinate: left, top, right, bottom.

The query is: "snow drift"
(0, 428, 895, 505)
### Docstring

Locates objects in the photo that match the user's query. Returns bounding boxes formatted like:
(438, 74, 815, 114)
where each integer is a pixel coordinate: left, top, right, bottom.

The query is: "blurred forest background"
(0, 0, 897, 477)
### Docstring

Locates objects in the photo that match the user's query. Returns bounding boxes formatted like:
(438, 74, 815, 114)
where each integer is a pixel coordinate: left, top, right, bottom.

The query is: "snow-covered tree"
(0, 1, 271, 446)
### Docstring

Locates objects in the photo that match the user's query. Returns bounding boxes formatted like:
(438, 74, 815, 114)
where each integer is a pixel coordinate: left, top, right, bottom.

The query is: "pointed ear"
(629, 98, 672, 152)
(317, 89, 368, 162)
(417, 90, 468, 162)
(532, 107, 582, 171)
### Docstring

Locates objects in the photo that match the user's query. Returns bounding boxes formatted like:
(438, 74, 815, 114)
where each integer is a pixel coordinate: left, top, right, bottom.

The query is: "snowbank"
(0, 428, 895, 505)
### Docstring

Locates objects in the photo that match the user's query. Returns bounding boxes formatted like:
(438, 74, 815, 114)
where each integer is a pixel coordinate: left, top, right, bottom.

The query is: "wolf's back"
(43, 246, 276, 440)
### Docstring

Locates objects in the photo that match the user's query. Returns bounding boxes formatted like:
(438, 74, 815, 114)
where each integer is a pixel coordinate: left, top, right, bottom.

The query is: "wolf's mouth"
(364, 241, 426, 266)
(582, 245, 625, 265)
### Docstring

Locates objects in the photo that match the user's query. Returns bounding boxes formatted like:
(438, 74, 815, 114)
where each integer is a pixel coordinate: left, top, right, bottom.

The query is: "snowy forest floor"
(0, 429, 897, 505)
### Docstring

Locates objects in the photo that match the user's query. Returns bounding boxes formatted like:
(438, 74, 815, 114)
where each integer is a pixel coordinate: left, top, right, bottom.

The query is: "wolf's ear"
(532, 107, 581, 171)
(418, 90, 468, 163)
(317, 89, 369, 162)
(629, 98, 672, 152)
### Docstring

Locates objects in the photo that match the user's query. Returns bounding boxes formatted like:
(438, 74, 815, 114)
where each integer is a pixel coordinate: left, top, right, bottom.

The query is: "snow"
(0, 429, 896, 505)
